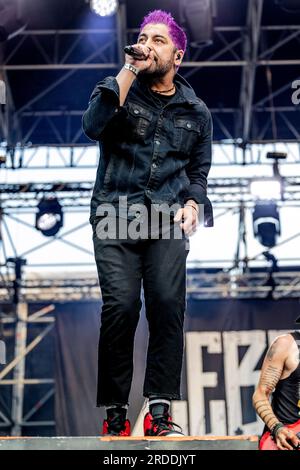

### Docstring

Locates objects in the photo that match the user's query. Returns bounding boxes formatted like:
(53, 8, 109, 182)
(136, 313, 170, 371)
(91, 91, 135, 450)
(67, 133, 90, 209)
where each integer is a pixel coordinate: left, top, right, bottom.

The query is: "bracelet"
(124, 63, 140, 76)
(271, 422, 284, 438)
(185, 204, 199, 213)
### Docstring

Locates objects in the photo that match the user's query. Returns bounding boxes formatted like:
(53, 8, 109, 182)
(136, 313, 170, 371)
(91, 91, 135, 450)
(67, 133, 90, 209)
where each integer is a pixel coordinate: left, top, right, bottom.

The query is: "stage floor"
(0, 435, 258, 450)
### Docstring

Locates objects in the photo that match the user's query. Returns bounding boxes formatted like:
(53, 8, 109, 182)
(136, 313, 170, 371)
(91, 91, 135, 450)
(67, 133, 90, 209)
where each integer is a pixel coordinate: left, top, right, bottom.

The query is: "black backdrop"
(53, 297, 300, 436)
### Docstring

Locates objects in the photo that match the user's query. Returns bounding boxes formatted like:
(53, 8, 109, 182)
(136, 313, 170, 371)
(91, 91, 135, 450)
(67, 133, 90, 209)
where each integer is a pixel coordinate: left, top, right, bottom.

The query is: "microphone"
(124, 45, 148, 60)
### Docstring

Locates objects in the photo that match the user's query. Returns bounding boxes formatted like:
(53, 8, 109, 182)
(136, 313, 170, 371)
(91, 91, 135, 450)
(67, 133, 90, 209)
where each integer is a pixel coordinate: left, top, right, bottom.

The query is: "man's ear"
(175, 49, 184, 66)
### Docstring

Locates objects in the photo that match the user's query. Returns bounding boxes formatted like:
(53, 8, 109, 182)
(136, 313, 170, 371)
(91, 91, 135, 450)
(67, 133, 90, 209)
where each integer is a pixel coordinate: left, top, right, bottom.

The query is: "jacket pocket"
(173, 117, 200, 153)
(127, 101, 153, 141)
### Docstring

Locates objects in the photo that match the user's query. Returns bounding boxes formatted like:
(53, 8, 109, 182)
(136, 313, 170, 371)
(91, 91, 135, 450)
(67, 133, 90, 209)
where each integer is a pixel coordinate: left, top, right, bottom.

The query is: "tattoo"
(260, 365, 282, 392)
(253, 397, 278, 429)
(266, 341, 278, 360)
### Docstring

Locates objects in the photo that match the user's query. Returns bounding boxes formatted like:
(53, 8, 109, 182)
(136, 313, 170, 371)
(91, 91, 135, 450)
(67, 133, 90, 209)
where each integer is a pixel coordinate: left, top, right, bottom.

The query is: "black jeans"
(92, 209, 189, 407)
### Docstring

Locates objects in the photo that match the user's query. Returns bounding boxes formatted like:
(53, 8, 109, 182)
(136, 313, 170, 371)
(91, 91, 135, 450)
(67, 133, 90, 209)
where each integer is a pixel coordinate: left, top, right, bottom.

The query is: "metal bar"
(23, 388, 54, 422)
(259, 29, 300, 59)
(18, 221, 91, 258)
(31, 36, 52, 64)
(116, 1, 127, 68)
(11, 303, 28, 436)
(3, 60, 300, 71)
(22, 116, 42, 143)
(1, 317, 55, 323)
(4, 35, 27, 64)
(20, 421, 55, 426)
(213, 115, 234, 140)
(0, 323, 54, 381)
(19, 29, 117, 35)
(254, 76, 300, 107)
(215, 31, 241, 61)
(46, 117, 65, 144)
(0, 409, 11, 425)
(12, 26, 300, 35)
(16, 39, 117, 114)
(239, 0, 264, 143)
(250, 231, 300, 262)
(279, 113, 300, 140)
(28, 304, 55, 321)
(0, 379, 54, 384)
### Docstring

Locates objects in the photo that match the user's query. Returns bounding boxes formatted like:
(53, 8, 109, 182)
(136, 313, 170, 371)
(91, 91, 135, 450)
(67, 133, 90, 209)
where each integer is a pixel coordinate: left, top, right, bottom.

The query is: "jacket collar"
(173, 73, 200, 105)
(136, 73, 200, 107)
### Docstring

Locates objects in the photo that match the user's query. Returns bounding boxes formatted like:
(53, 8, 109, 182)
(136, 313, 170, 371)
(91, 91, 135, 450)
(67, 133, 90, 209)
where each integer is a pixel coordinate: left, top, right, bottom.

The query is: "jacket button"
(155, 140, 160, 145)
(186, 123, 192, 129)
(152, 163, 157, 168)
(134, 109, 140, 115)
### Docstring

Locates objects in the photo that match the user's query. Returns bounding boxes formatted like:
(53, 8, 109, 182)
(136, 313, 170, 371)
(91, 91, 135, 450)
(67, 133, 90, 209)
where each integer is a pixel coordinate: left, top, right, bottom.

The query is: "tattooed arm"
(253, 335, 300, 450)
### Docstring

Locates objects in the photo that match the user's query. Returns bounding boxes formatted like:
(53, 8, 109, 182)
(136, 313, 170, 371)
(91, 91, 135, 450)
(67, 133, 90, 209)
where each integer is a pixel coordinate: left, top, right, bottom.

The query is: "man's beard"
(141, 56, 174, 79)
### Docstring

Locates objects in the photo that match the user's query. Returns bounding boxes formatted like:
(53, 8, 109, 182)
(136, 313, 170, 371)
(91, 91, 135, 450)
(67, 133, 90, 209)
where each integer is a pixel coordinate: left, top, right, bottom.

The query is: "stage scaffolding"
(0, 0, 300, 437)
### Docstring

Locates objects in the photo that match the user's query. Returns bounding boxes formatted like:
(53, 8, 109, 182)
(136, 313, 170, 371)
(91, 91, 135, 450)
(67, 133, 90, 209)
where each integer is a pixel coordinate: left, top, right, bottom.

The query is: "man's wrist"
(271, 422, 284, 438)
(124, 63, 140, 76)
(185, 200, 199, 213)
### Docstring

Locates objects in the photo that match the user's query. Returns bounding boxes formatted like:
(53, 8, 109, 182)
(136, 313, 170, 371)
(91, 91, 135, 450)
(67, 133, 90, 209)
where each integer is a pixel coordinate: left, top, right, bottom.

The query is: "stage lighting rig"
(90, 0, 119, 17)
(180, 0, 216, 48)
(252, 202, 281, 248)
(35, 197, 64, 237)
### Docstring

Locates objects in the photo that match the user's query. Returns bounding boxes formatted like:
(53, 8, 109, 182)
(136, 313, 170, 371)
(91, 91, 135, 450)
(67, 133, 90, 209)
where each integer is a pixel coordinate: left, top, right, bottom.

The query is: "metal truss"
(0, 4, 299, 147)
(1, 175, 300, 208)
(1, 141, 300, 170)
(1, 2, 300, 438)
(0, 303, 55, 435)
(1, 175, 300, 303)
(1, 268, 300, 302)
(186, 269, 300, 300)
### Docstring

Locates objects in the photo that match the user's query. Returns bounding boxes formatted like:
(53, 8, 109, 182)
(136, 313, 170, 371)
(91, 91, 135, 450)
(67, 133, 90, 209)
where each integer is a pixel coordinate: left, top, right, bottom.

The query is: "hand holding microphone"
(124, 45, 149, 60)
(123, 44, 154, 73)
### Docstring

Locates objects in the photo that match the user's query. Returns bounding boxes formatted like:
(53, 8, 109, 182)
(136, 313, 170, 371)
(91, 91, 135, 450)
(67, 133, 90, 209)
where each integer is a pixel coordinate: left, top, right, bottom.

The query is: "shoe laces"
(107, 414, 126, 435)
(151, 414, 182, 433)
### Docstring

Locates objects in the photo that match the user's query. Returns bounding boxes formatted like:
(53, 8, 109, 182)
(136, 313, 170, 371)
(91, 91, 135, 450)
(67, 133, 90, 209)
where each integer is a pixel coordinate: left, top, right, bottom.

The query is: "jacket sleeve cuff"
(183, 187, 207, 205)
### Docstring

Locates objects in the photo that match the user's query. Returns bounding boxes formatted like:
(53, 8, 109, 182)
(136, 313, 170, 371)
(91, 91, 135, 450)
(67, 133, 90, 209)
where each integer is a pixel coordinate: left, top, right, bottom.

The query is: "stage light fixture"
(250, 178, 282, 200)
(90, 0, 118, 17)
(35, 197, 63, 237)
(252, 202, 281, 248)
(180, 0, 216, 48)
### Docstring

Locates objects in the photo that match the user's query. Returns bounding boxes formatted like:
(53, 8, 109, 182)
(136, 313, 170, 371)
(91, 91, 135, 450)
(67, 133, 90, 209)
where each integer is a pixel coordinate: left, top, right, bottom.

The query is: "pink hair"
(140, 10, 187, 53)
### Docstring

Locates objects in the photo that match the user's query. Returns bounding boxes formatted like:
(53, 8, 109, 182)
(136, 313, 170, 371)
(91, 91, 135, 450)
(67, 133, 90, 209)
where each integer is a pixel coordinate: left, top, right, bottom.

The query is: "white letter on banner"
(186, 331, 224, 435)
(223, 330, 266, 435)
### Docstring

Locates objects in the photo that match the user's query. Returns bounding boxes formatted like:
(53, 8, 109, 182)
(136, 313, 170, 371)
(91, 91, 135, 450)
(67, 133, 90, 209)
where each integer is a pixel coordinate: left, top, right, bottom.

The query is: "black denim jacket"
(82, 73, 212, 221)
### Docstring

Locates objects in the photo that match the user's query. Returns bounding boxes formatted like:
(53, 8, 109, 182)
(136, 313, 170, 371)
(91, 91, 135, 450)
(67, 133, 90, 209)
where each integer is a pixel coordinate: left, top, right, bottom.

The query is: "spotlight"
(90, 0, 118, 17)
(250, 178, 282, 200)
(252, 202, 281, 248)
(35, 197, 63, 237)
(181, 0, 216, 48)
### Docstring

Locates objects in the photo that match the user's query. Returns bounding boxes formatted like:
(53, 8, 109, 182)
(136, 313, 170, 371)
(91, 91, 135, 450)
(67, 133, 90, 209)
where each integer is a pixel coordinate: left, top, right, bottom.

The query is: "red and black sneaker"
(144, 411, 184, 437)
(102, 408, 131, 436)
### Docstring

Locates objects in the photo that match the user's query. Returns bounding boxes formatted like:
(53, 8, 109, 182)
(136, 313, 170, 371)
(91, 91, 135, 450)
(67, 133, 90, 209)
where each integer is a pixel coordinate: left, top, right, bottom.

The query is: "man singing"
(82, 10, 212, 436)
